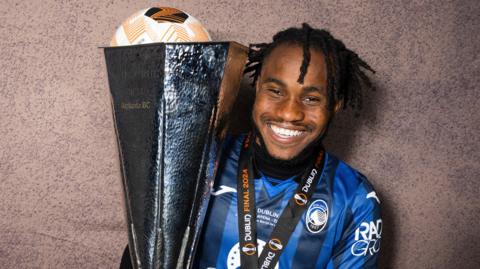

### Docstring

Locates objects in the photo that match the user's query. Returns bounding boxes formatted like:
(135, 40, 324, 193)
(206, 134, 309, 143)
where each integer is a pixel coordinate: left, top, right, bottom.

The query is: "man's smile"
(265, 122, 311, 147)
(269, 124, 306, 138)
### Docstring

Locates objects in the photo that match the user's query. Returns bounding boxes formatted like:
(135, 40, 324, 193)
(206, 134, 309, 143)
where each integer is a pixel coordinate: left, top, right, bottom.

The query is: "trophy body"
(104, 42, 247, 269)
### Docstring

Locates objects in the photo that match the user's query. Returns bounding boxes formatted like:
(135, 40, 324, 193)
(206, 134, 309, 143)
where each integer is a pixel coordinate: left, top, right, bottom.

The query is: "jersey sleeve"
(327, 179, 382, 269)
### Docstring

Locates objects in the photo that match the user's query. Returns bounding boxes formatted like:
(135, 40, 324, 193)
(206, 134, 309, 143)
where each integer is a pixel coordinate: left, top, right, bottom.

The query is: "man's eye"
(267, 88, 281, 95)
(303, 96, 322, 104)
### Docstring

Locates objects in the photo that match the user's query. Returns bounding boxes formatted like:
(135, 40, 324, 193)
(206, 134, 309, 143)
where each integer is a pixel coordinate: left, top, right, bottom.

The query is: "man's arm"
(327, 181, 382, 269)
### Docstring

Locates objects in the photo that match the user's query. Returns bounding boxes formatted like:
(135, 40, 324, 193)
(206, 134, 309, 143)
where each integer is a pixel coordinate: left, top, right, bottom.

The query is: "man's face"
(253, 44, 337, 160)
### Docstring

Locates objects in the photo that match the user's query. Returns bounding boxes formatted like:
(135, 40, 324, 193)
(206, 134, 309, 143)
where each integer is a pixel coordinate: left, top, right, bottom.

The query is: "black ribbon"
(236, 134, 325, 269)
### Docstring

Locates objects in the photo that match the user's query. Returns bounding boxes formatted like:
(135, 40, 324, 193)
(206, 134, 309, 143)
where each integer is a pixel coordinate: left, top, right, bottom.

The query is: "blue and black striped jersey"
(196, 135, 382, 269)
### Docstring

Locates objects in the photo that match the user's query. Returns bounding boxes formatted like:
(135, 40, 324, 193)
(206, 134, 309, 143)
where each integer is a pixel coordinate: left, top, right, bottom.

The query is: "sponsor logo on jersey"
(366, 191, 380, 204)
(351, 219, 382, 256)
(211, 185, 236, 196)
(268, 238, 283, 251)
(294, 193, 308, 206)
(306, 199, 328, 233)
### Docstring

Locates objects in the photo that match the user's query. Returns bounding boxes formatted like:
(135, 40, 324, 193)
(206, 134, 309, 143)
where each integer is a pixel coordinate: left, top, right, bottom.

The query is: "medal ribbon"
(236, 134, 325, 269)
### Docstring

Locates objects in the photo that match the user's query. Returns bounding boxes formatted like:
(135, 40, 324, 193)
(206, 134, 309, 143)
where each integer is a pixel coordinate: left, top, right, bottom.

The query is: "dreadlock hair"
(244, 23, 375, 113)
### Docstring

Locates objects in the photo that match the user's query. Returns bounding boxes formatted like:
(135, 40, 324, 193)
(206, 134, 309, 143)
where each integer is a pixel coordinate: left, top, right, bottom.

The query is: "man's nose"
(276, 98, 305, 122)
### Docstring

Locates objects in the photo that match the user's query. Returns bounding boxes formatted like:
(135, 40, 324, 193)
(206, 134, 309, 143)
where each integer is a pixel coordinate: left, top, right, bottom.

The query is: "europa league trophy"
(104, 42, 247, 269)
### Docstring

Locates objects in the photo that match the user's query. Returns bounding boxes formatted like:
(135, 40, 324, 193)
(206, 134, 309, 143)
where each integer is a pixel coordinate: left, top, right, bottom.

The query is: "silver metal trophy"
(104, 42, 247, 269)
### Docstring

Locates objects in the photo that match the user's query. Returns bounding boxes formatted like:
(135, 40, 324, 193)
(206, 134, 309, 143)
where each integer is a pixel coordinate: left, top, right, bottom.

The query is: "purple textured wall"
(1, 1, 478, 268)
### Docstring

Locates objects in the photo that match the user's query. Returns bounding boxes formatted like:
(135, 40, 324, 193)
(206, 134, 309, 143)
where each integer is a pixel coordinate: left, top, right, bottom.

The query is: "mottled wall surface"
(0, 0, 478, 268)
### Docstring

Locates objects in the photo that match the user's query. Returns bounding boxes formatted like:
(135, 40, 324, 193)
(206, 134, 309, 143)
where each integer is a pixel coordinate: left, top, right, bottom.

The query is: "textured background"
(0, 0, 479, 268)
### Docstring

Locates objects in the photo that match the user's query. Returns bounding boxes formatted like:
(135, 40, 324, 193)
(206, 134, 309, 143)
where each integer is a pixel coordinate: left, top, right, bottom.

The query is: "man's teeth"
(270, 125, 304, 137)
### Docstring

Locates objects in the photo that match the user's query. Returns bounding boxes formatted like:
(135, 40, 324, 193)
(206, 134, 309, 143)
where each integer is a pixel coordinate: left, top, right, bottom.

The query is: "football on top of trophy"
(110, 6, 211, 46)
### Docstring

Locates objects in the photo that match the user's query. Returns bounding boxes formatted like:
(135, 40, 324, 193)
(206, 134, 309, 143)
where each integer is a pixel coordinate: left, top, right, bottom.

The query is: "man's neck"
(252, 134, 321, 181)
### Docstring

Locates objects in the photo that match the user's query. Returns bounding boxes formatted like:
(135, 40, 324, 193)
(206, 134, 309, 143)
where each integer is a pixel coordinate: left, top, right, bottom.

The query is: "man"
(194, 23, 381, 269)
(121, 23, 381, 269)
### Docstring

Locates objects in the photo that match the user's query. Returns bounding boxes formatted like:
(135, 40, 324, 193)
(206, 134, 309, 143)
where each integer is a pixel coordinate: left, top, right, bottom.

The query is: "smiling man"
(120, 23, 381, 269)
(195, 24, 382, 269)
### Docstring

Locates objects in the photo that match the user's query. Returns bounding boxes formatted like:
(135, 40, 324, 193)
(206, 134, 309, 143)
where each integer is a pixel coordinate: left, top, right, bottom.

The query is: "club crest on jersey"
(306, 199, 328, 233)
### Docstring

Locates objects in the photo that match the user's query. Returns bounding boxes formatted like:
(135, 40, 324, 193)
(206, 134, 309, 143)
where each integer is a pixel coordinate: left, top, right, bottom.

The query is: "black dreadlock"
(244, 23, 375, 113)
